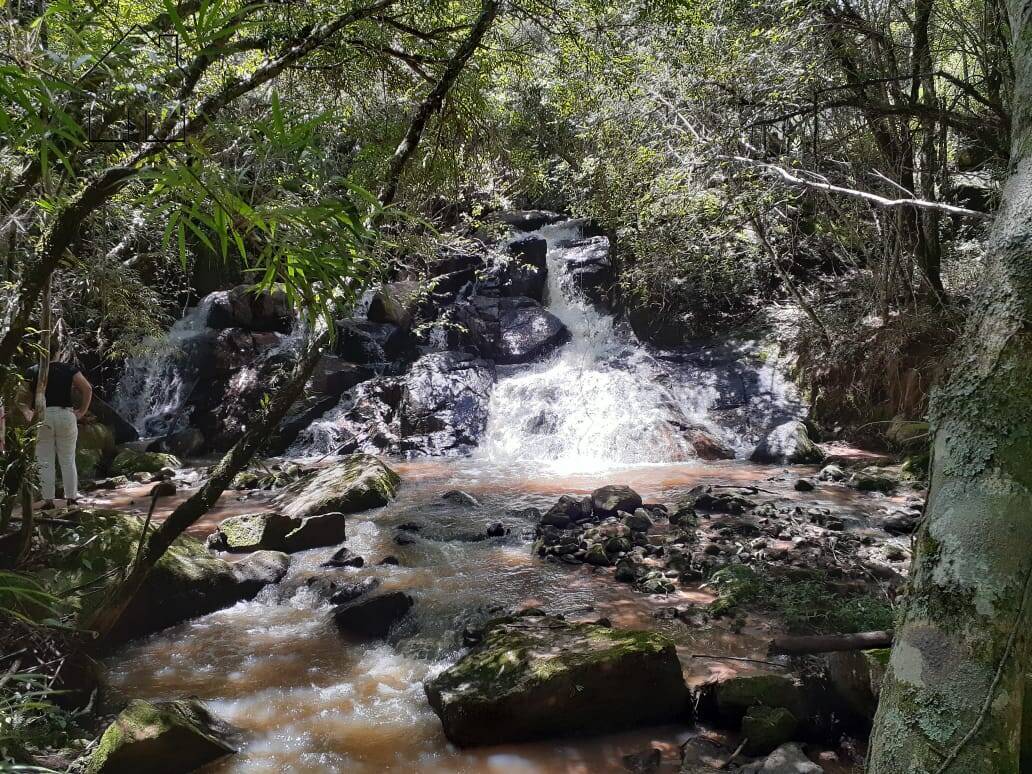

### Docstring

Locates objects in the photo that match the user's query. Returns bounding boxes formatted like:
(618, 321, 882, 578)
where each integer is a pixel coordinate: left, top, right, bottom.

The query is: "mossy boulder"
(76, 447, 104, 481)
(110, 449, 181, 477)
(424, 615, 689, 746)
(591, 484, 643, 516)
(741, 705, 798, 756)
(44, 510, 288, 644)
(207, 512, 297, 552)
(83, 698, 237, 774)
(847, 469, 896, 493)
(278, 454, 399, 519)
(700, 673, 815, 726)
(750, 421, 824, 465)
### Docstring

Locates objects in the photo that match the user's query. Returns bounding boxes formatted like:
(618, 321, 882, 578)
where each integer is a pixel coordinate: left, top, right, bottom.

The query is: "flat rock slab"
(424, 614, 689, 746)
(278, 454, 399, 519)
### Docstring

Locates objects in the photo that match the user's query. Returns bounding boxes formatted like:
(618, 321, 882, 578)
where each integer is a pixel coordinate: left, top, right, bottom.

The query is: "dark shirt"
(26, 362, 81, 408)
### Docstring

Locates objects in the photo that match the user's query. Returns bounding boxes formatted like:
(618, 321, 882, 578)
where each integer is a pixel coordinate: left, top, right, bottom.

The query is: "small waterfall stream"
(114, 297, 217, 437)
(477, 222, 719, 472)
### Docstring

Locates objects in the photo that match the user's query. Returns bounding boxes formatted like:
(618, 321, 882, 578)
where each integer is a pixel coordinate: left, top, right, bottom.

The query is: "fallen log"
(768, 630, 894, 655)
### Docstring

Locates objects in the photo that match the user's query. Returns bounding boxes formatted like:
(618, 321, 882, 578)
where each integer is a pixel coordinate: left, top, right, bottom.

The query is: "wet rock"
(742, 705, 798, 756)
(396, 351, 495, 455)
(424, 615, 689, 746)
(205, 284, 291, 333)
(622, 747, 661, 773)
(486, 522, 506, 538)
(394, 532, 417, 546)
(750, 421, 824, 465)
(699, 673, 814, 726)
(501, 236, 549, 301)
(329, 577, 381, 605)
(88, 395, 139, 444)
(614, 557, 641, 583)
(82, 698, 238, 774)
(848, 470, 896, 493)
(397, 522, 423, 532)
(488, 297, 570, 364)
(334, 318, 410, 364)
(310, 355, 374, 398)
(558, 236, 613, 306)
(738, 743, 824, 774)
(86, 475, 130, 491)
(591, 485, 643, 516)
(278, 454, 399, 519)
(282, 512, 348, 551)
(322, 547, 365, 569)
(367, 280, 422, 330)
(332, 591, 414, 640)
(110, 449, 182, 477)
(794, 478, 815, 492)
(692, 491, 756, 514)
(679, 736, 733, 773)
(379, 555, 400, 566)
(149, 480, 177, 498)
(442, 489, 480, 506)
(624, 509, 653, 533)
(686, 426, 736, 461)
(638, 572, 675, 595)
(817, 464, 846, 482)
(150, 427, 206, 459)
(585, 543, 612, 566)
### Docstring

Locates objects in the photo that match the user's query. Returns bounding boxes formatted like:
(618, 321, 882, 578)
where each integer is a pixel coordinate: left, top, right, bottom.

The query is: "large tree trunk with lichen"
(865, 4, 1032, 771)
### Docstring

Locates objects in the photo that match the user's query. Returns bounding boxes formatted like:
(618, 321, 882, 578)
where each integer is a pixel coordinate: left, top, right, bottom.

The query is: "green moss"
(110, 449, 181, 477)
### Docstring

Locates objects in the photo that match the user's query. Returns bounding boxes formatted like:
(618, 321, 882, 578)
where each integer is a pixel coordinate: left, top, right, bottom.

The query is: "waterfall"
(114, 296, 218, 437)
(476, 222, 723, 473)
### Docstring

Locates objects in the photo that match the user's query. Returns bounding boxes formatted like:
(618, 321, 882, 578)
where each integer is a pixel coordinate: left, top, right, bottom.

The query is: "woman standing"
(25, 360, 92, 509)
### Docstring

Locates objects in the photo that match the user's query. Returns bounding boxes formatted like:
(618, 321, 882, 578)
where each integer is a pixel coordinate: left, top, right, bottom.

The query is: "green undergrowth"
(707, 565, 896, 634)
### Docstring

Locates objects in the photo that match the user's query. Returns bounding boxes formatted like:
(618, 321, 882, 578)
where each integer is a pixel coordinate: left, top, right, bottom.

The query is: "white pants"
(37, 406, 78, 501)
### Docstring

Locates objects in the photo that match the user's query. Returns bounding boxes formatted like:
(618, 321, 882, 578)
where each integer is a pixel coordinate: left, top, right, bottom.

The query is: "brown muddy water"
(102, 458, 899, 773)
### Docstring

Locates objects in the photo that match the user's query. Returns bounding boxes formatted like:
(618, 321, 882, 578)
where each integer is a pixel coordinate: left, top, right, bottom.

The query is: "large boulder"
(424, 615, 689, 746)
(47, 510, 289, 644)
(82, 698, 238, 774)
(207, 511, 347, 553)
(591, 484, 643, 516)
(110, 449, 181, 477)
(494, 301, 569, 364)
(738, 744, 824, 774)
(204, 284, 291, 333)
(749, 421, 824, 464)
(278, 454, 399, 519)
(504, 236, 548, 301)
(332, 591, 413, 639)
(88, 396, 139, 443)
(334, 318, 411, 364)
(396, 351, 495, 455)
(367, 280, 422, 330)
(310, 355, 373, 398)
(557, 236, 613, 306)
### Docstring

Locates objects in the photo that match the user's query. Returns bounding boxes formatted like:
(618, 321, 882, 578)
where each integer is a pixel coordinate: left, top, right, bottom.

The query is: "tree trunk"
(866, 3, 1032, 770)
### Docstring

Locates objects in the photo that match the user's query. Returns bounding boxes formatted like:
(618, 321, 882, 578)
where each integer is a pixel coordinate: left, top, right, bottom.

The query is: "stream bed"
(101, 457, 899, 773)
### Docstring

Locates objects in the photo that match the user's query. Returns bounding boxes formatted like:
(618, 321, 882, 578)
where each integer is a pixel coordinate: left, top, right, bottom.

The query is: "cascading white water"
(477, 223, 720, 473)
(114, 296, 218, 437)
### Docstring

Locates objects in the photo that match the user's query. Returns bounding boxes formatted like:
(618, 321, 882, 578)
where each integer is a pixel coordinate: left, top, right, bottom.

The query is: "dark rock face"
(89, 395, 139, 443)
(449, 296, 569, 365)
(367, 280, 422, 330)
(205, 284, 291, 333)
(332, 591, 414, 639)
(329, 576, 380, 605)
(557, 236, 612, 306)
(395, 351, 496, 455)
(424, 615, 689, 746)
(476, 237, 549, 301)
(83, 698, 238, 774)
(310, 355, 374, 398)
(334, 318, 411, 365)
(591, 485, 643, 515)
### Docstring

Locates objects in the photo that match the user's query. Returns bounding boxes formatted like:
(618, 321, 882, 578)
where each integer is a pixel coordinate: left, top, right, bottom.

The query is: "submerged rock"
(442, 489, 480, 507)
(82, 698, 238, 774)
(332, 591, 414, 639)
(424, 615, 689, 746)
(278, 454, 399, 519)
(329, 577, 381, 605)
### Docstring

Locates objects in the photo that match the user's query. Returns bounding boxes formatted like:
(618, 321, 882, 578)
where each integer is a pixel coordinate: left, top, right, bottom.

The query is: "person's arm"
(72, 371, 93, 420)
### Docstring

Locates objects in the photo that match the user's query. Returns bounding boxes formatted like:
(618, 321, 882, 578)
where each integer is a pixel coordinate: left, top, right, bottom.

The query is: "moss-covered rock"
(701, 673, 814, 725)
(750, 421, 824, 465)
(83, 698, 237, 774)
(207, 512, 298, 552)
(278, 454, 399, 519)
(76, 447, 104, 481)
(741, 705, 798, 756)
(43, 509, 288, 644)
(847, 469, 896, 493)
(424, 615, 689, 746)
(110, 449, 181, 477)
